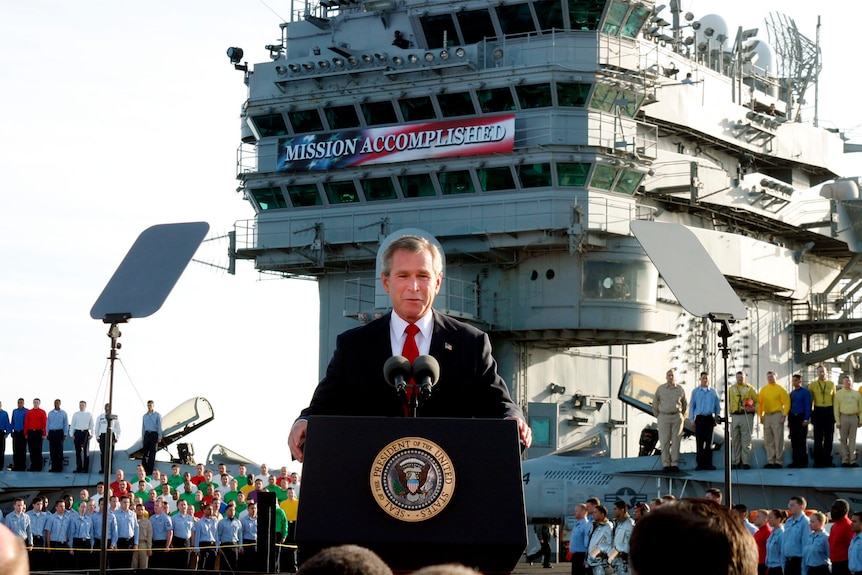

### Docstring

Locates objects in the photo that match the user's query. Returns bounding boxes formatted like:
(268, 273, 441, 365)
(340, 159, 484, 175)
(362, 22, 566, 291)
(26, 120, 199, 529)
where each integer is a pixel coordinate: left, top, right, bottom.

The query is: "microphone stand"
(409, 383, 419, 418)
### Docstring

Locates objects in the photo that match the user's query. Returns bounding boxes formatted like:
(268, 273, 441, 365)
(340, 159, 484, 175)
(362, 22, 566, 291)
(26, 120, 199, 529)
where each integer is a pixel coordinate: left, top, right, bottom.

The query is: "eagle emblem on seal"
(395, 457, 430, 502)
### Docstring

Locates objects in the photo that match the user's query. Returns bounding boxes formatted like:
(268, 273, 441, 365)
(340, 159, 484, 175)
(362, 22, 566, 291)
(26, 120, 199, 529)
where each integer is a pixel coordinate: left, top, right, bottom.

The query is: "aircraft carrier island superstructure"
(229, 0, 862, 459)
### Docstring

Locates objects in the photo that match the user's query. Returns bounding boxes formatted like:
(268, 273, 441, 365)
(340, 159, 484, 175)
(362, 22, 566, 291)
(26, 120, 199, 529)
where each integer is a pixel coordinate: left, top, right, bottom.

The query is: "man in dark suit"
(288, 234, 532, 462)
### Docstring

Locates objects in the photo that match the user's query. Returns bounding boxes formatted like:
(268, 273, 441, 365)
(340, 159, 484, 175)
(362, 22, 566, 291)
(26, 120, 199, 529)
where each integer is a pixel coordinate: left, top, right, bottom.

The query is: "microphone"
(384, 355, 412, 405)
(412, 355, 440, 404)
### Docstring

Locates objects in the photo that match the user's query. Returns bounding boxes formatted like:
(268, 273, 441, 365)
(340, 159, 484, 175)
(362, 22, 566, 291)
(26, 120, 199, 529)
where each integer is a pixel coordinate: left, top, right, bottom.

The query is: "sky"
(0, 1, 859, 471)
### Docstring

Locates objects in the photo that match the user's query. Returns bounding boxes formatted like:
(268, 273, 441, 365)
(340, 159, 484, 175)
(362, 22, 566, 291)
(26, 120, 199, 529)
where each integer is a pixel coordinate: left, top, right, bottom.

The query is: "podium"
(296, 416, 527, 573)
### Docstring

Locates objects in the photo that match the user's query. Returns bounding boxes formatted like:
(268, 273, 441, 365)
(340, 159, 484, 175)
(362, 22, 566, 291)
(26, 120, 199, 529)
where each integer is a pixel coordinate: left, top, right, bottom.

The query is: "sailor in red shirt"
(829, 499, 854, 575)
(23, 398, 47, 471)
(190, 463, 207, 487)
(753, 509, 773, 575)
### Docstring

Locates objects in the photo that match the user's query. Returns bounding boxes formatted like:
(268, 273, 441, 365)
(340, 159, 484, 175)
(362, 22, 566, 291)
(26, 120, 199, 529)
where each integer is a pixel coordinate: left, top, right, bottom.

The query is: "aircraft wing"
(613, 459, 862, 492)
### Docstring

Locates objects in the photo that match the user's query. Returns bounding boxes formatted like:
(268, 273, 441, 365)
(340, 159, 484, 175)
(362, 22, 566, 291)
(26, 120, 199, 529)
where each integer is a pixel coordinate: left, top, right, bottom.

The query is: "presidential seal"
(370, 437, 455, 522)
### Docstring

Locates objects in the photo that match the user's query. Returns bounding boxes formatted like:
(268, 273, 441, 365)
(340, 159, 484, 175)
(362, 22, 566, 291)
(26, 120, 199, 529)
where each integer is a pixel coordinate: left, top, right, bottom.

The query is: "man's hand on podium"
(288, 419, 307, 462)
(507, 416, 532, 448)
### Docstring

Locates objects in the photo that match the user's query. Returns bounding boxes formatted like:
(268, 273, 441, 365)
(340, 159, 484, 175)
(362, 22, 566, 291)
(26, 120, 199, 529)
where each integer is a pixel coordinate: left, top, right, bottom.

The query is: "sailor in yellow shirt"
(728, 371, 758, 469)
(833, 375, 862, 467)
(810, 364, 836, 468)
(758, 371, 790, 468)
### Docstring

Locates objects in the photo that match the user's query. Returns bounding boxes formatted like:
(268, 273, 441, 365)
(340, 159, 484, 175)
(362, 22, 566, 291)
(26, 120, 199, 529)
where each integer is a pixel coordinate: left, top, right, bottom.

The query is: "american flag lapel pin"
(444, 342, 453, 351)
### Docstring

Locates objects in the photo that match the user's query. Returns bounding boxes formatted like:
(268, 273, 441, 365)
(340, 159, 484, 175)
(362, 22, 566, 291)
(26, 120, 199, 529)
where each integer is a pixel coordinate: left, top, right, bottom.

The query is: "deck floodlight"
(226, 47, 244, 64)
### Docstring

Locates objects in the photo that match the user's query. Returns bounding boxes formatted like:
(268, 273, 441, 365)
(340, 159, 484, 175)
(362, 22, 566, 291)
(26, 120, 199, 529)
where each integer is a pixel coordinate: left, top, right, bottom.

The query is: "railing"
(792, 291, 862, 322)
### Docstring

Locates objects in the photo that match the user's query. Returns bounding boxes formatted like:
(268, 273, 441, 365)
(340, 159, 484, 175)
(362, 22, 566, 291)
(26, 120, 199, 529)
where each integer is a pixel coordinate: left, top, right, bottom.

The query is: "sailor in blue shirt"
(46, 399, 69, 473)
(789, 374, 813, 468)
(689, 372, 721, 470)
(240, 501, 259, 571)
(91, 498, 118, 568)
(217, 504, 243, 571)
(141, 400, 163, 475)
(92, 499, 118, 545)
(69, 501, 94, 570)
(45, 500, 72, 570)
(194, 504, 219, 571)
(0, 401, 10, 467)
(4, 498, 32, 547)
(802, 511, 830, 575)
(112, 496, 139, 569)
(766, 513, 785, 571)
(149, 501, 173, 570)
(10, 398, 28, 471)
(26, 497, 49, 570)
(849, 511, 862, 575)
(172, 499, 196, 569)
(783, 496, 811, 575)
(569, 503, 591, 572)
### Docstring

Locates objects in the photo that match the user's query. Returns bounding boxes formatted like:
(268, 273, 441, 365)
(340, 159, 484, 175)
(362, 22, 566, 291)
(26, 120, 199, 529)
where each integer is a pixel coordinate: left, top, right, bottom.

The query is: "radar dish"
(694, 14, 729, 46)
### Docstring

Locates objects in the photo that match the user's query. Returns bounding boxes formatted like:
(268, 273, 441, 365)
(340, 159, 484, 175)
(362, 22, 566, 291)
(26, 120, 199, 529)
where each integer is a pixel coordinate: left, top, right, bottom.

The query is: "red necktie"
(401, 324, 420, 413)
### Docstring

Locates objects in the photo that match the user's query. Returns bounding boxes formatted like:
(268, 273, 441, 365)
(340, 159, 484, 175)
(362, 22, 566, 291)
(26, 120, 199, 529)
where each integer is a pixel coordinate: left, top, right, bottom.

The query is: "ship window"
(250, 187, 288, 210)
(477, 87, 516, 113)
(515, 84, 553, 109)
(399, 96, 436, 122)
(590, 164, 618, 190)
(601, 0, 629, 36)
(582, 259, 656, 304)
(288, 109, 324, 133)
(287, 183, 323, 207)
(477, 166, 516, 191)
(362, 177, 398, 201)
(534, 0, 564, 31)
(529, 416, 551, 447)
(421, 14, 459, 49)
(457, 9, 496, 44)
(616, 89, 644, 118)
(589, 84, 617, 113)
(251, 114, 288, 138)
(323, 181, 359, 204)
(497, 3, 536, 36)
(398, 173, 437, 198)
(557, 162, 591, 187)
(613, 169, 644, 195)
(324, 105, 361, 130)
(439, 170, 475, 195)
(620, 5, 651, 38)
(569, 0, 603, 30)
(361, 101, 398, 126)
(517, 163, 552, 188)
(557, 82, 591, 107)
(438, 92, 476, 118)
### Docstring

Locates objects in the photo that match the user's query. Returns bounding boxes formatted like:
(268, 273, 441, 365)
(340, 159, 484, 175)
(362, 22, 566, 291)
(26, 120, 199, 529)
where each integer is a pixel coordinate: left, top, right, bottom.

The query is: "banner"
(276, 115, 515, 172)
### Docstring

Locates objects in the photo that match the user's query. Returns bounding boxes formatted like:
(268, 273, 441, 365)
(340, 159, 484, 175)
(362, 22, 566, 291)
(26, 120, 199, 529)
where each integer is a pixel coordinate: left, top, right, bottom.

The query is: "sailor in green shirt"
(266, 475, 287, 502)
(834, 375, 862, 467)
(167, 464, 184, 491)
(810, 364, 836, 467)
